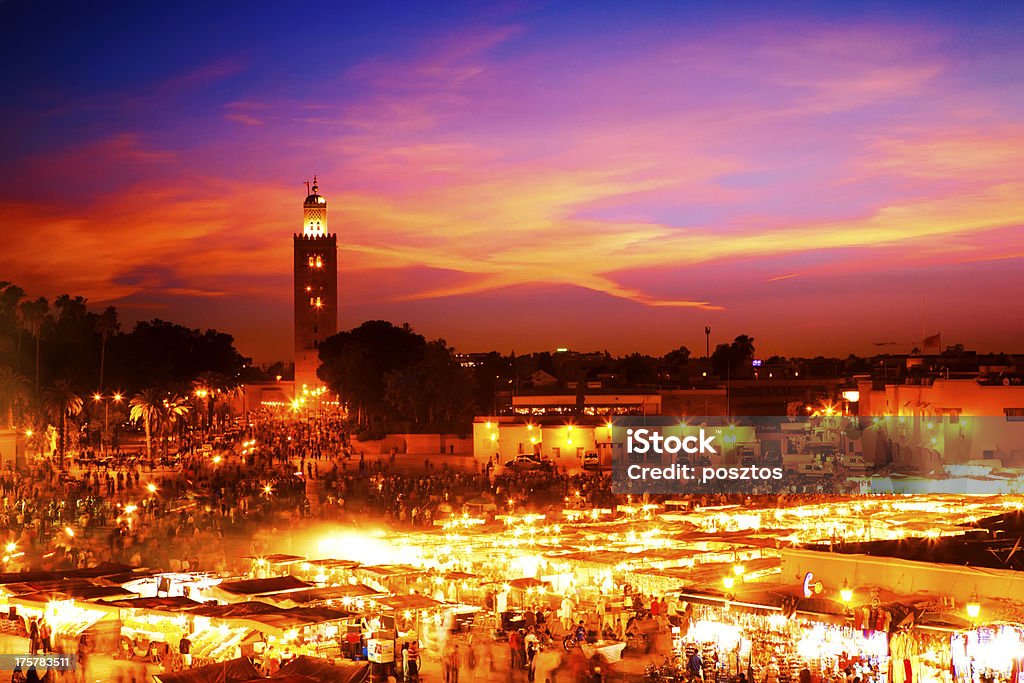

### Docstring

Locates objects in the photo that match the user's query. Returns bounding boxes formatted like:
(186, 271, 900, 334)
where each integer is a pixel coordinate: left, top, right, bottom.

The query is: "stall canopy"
(2, 578, 136, 599)
(259, 584, 384, 608)
(0, 564, 137, 586)
(263, 554, 306, 565)
(375, 594, 442, 611)
(153, 657, 261, 683)
(304, 559, 362, 570)
(188, 601, 354, 637)
(103, 596, 204, 612)
(205, 576, 314, 603)
(359, 565, 424, 579)
(277, 655, 370, 683)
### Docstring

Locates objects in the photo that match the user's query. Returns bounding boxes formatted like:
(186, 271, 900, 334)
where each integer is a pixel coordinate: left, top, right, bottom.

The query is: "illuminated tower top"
(302, 175, 328, 237)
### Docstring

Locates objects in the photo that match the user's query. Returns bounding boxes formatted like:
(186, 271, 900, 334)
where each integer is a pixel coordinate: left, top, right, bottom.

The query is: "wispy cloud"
(1, 17, 1022, 357)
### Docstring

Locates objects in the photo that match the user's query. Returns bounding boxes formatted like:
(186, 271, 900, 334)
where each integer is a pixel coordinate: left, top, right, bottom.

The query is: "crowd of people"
(1, 411, 848, 683)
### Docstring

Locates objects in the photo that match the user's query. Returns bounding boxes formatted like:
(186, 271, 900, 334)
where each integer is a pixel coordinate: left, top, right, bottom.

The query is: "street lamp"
(723, 575, 736, 601)
(840, 580, 854, 605)
(93, 392, 123, 455)
(967, 593, 981, 621)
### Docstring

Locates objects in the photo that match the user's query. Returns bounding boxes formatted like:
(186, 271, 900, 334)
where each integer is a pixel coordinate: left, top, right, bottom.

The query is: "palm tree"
(42, 379, 84, 465)
(18, 297, 49, 394)
(157, 395, 191, 454)
(129, 388, 164, 459)
(95, 306, 120, 392)
(0, 284, 25, 356)
(0, 366, 30, 428)
(731, 335, 756, 361)
(193, 371, 236, 431)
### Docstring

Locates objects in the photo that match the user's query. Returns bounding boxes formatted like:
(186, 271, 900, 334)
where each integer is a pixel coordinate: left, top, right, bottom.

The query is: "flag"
(923, 333, 941, 354)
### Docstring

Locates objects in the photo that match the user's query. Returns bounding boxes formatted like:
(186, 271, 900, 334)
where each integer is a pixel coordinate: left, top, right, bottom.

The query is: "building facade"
(293, 177, 338, 392)
(855, 377, 1024, 467)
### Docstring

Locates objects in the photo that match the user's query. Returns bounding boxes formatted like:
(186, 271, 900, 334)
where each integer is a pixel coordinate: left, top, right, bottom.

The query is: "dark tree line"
(317, 321, 475, 436)
(0, 283, 249, 398)
(0, 281, 250, 458)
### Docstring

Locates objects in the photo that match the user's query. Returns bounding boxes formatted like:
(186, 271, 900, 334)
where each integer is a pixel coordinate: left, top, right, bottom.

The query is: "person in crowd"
(687, 649, 704, 683)
(179, 635, 193, 669)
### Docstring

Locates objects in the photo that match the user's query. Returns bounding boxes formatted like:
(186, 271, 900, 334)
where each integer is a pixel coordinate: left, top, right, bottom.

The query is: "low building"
(511, 392, 662, 417)
(0, 428, 26, 470)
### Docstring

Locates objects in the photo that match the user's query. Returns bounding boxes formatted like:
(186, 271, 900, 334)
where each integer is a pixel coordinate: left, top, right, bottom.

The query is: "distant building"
(511, 392, 662, 417)
(0, 429, 26, 470)
(856, 377, 1024, 467)
(472, 416, 758, 472)
(293, 177, 338, 392)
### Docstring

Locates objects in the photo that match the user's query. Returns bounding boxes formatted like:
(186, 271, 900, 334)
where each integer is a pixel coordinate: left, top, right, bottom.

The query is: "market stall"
(108, 596, 203, 661)
(292, 558, 362, 585)
(667, 589, 893, 683)
(354, 564, 425, 594)
(9, 593, 121, 653)
(949, 623, 1024, 683)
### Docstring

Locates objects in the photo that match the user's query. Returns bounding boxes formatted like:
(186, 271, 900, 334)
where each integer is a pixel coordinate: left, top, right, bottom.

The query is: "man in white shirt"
(559, 596, 575, 632)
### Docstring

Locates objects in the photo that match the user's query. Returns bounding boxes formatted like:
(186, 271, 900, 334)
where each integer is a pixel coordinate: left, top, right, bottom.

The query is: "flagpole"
(921, 296, 926, 354)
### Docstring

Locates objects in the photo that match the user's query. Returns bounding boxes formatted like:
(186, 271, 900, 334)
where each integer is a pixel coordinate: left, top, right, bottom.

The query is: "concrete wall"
(352, 434, 473, 456)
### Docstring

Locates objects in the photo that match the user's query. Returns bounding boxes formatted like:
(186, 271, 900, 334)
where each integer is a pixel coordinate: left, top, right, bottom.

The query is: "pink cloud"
(2, 18, 1023, 359)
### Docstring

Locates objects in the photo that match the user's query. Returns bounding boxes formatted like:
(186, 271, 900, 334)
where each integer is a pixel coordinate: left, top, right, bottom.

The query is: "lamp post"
(966, 592, 981, 623)
(92, 392, 123, 455)
(840, 580, 854, 613)
(194, 388, 209, 432)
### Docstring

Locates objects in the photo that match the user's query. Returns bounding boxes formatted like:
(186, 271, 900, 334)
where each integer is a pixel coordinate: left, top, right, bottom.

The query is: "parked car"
(505, 455, 552, 471)
(582, 451, 601, 470)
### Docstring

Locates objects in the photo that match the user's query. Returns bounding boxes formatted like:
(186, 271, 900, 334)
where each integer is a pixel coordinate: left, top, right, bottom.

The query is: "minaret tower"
(293, 176, 338, 392)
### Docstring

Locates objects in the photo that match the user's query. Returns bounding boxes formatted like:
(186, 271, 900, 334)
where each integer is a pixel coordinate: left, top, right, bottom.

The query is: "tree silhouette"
(0, 366, 30, 428)
(95, 306, 120, 391)
(42, 379, 83, 464)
